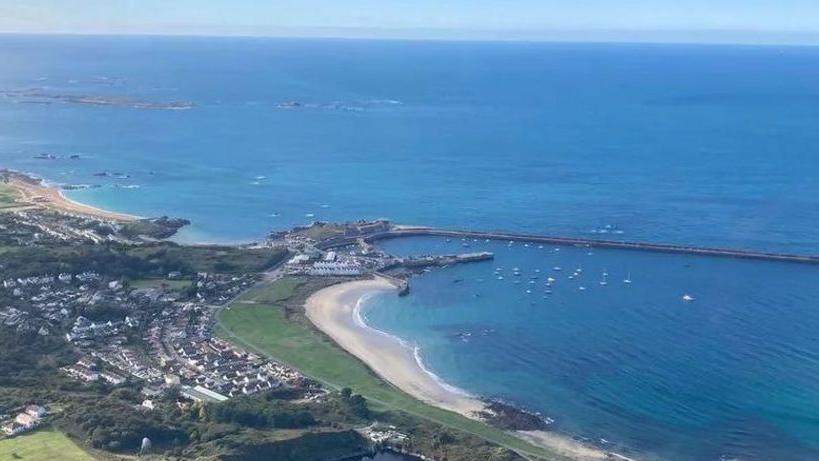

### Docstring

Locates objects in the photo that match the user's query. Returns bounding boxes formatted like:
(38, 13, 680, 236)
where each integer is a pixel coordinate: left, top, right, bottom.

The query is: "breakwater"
(375, 252, 495, 296)
(362, 227, 819, 265)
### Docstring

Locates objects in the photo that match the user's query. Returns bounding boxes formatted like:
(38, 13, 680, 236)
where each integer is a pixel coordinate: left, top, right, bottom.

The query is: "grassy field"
(0, 429, 93, 461)
(0, 182, 21, 210)
(129, 277, 192, 292)
(216, 278, 558, 460)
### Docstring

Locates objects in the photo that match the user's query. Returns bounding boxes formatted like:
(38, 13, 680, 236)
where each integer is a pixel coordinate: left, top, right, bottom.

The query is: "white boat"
(682, 294, 695, 302)
(600, 280, 607, 286)
(553, 266, 562, 271)
(497, 276, 504, 280)
(623, 272, 632, 284)
(578, 286, 586, 291)
(547, 277, 556, 283)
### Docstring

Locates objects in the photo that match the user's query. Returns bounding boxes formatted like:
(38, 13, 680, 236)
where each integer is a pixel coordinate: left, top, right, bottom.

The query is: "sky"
(1, 0, 818, 45)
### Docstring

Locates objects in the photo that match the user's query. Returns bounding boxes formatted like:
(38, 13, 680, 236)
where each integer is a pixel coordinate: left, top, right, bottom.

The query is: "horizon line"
(1, 28, 818, 48)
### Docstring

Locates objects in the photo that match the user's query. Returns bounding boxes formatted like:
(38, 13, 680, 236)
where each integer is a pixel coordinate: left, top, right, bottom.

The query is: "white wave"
(368, 99, 403, 105)
(353, 293, 475, 399)
(412, 345, 475, 398)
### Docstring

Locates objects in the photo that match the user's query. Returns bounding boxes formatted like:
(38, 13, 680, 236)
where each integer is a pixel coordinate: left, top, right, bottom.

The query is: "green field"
(0, 429, 93, 461)
(129, 277, 192, 292)
(216, 278, 558, 460)
(0, 182, 21, 209)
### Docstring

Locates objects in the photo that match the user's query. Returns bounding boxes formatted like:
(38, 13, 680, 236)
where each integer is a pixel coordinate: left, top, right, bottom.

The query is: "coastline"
(1, 170, 138, 222)
(305, 277, 485, 417)
(305, 276, 618, 461)
(3, 168, 631, 460)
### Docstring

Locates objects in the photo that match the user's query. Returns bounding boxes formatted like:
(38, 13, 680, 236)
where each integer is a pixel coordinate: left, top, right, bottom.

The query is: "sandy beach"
(305, 277, 486, 417)
(2, 172, 137, 222)
(305, 276, 624, 461)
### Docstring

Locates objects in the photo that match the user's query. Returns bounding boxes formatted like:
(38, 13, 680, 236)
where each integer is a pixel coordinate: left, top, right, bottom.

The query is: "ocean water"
(2, 35, 819, 460)
(368, 237, 819, 461)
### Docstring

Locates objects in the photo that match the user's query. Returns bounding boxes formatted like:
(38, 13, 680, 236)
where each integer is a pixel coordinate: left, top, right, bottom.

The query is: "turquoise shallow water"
(2, 35, 819, 460)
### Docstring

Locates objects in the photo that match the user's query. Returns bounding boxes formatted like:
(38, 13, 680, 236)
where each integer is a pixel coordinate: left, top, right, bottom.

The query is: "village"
(0, 261, 320, 439)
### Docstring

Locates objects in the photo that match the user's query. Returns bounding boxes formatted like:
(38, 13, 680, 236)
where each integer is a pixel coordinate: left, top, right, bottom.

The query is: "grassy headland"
(0, 182, 21, 210)
(216, 278, 560, 460)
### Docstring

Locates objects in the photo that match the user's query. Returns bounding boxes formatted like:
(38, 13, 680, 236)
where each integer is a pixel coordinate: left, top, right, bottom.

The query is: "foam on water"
(355, 293, 476, 399)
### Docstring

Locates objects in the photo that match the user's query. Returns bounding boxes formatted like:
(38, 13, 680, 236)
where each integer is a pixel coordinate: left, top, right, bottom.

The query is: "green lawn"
(0, 429, 93, 461)
(217, 278, 559, 460)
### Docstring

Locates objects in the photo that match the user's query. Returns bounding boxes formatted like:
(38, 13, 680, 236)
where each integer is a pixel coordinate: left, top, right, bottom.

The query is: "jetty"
(277, 220, 819, 266)
(376, 252, 495, 296)
(374, 272, 410, 296)
(359, 226, 819, 265)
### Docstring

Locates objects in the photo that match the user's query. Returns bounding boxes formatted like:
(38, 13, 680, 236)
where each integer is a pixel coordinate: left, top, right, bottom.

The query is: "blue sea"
(2, 35, 819, 461)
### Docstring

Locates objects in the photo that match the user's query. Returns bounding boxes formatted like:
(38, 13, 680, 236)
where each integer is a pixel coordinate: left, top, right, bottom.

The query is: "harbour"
(364, 226, 819, 265)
